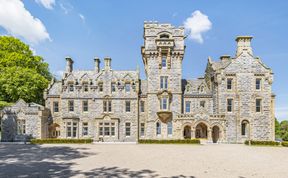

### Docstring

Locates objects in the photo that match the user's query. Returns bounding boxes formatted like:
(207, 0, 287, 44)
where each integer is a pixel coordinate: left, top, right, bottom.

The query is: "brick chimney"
(65, 56, 73, 73)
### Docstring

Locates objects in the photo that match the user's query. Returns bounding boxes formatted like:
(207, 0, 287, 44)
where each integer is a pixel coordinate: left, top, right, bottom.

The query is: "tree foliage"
(0, 36, 52, 104)
(275, 119, 288, 141)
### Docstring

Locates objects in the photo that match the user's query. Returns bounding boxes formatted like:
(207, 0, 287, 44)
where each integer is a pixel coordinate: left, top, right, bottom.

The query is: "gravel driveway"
(0, 143, 287, 178)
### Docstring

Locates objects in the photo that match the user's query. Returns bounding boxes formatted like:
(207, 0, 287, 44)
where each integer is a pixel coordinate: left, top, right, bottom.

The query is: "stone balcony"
(157, 110, 172, 123)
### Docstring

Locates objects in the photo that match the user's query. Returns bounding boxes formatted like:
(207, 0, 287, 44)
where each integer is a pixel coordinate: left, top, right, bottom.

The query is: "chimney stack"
(94, 57, 100, 73)
(220, 55, 230, 61)
(65, 56, 73, 73)
(235, 36, 253, 56)
(104, 57, 112, 70)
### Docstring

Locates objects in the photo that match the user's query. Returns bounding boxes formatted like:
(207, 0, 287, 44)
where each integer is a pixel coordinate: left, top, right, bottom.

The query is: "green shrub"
(30, 138, 93, 144)
(245, 140, 280, 146)
(0, 101, 14, 110)
(138, 139, 200, 144)
(282, 141, 288, 147)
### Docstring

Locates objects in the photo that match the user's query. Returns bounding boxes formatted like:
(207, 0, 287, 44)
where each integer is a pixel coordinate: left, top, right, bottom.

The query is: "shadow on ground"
(0, 144, 195, 177)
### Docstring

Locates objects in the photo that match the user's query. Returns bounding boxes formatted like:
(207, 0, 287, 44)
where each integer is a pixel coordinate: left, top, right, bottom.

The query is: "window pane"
(185, 101, 190, 113)
(156, 122, 161, 135)
(125, 122, 131, 136)
(227, 79, 232, 90)
(140, 123, 145, 136)
(126, 101, 131, 112)
(162, 56, 167, 67)
(125, 83, 131, 92)
(53, 102, 59, 112)
(167, 122, 172, 135)
(256, 79, 261, 90)
(256, 99, 261, 112)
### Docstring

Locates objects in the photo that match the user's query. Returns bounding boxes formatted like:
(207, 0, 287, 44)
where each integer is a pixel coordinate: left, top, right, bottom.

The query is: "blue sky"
(0, 0, 287, 121)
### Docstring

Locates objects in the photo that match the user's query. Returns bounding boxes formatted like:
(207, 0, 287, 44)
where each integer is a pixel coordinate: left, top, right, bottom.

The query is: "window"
(185, 101, 191, 113)
(66, 121, 78, 138)
(162, 55, 167, 67)
(72, 122, 77, 137)
(111, 82, 116, 92)
(227, 78, 232, 90)
(103, 100, 112, 112)
(99, 122, 115, 136)
(17, 120, 26, 135)
(160, 76, 168, 89)
(67, 122, 72, 137)
(160, 97, 168, 110)
(82, 122, 88, 136)
(125, 122, 131, 136)
(241, 121, 249, 136)
(83, 100, 88, 112)
(68, 100, 74, 112)
(69, 84, 74, 92)
(167, 121, 172, 136)
(227, 99, 233, 112)
(125, 101, 131, 112)
(99, 83, 103, 92)
(156, 122, 161, 135)
(200, 101, 206, 108)
(53, 101, 59, 113)
(125, 83, 131, 92)
(256, 99, 262, 112)
(140, 101, 145, 112)
(256, 79, 261, 90)
(140, 123, 145, 137)
(83, 84, 89, 92)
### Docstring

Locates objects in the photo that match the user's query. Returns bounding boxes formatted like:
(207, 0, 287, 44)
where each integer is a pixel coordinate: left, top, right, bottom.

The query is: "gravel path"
(0, 143, 287, 178)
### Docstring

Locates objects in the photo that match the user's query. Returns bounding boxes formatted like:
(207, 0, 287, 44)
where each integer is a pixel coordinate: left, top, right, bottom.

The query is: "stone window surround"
(255, 78, 262, 91)
(185, 101, 191, 113)
(98, 82, 103, 92)
(17, 119, 26, 135)
(255, 98, 262, 113)
(125, 100, 131, 113)
(82, 122, 89, 136)
(64, 119, 79, 138)
(140, 123, 145, 137)
(98, 121, 116, 137)
(68, 100, 74, 112)
(156, 122, 161, 136)
(226, 98, 234, 113)
(103, 100, 112, 113)
(125, 122, 131, 137)
(82, 100, 89, 112)
(160, 76, 168, 90)
(53, 101, 59, 113)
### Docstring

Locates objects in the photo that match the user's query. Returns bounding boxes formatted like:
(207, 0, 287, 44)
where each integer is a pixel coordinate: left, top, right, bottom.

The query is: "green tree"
(275, 118, 281, 139)
(0, 36, 52, 104)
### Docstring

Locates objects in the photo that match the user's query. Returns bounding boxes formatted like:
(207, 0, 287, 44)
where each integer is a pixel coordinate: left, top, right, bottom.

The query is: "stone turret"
(235, 36, 253, 56)
(65, 56, 73, 73)
(94, 57, 100, 73)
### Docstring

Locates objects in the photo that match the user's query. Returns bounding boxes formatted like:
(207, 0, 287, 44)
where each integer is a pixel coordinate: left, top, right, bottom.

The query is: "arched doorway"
(195, 123, 207, 139)
(212, 126, 220, 143)
(183, 125, 191, 139)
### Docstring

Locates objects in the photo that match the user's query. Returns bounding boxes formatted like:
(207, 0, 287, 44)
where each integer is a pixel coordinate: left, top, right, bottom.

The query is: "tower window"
(256, 99, 262, 112)
(227, 99, 233, 112)
(68, 100, 74, 112)
(160, 97, 168, 110)
(162, 55, 167, 67)
(160, 76, 168, 89)
(200, 101, 206, 108)
(185, 101, 191, 113)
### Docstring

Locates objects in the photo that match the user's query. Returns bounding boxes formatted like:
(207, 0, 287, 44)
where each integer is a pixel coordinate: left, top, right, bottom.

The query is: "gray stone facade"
(0, 22, 275, 143)
(0, 99, 50, 141)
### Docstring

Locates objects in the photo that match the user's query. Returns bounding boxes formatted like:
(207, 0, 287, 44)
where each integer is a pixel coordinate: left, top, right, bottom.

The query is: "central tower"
(141, 21, 185, 139)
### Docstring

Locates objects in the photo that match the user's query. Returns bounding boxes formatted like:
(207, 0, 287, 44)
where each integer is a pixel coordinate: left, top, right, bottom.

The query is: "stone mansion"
(0, 22, 275, 143)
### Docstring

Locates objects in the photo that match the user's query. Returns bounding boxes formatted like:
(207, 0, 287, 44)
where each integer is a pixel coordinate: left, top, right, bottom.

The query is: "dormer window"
(69, 84, 74, 92)
(125, 83, 131, 92)
(83, 83, 89, 92)
(99, 83, 103, 92)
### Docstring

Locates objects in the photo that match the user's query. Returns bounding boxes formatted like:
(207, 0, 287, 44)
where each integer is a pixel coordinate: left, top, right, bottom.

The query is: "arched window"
(167, 121, 172, 136)
(156, 122, 161, 135)
(160, 34, 169, 39)
(241, 120, 249, 136)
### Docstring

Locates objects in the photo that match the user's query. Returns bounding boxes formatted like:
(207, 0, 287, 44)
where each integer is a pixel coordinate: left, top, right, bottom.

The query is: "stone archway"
(212, 125, 220, 143)
(195, 123, 208, 139)
(183, 125, 191, 139)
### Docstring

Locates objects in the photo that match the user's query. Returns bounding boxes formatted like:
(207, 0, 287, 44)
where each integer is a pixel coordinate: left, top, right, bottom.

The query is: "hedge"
(244, 140, 280, 146)
(138, 139, 200, 144)
(30, 138, 93, 144)
(282, 141, 288, 147)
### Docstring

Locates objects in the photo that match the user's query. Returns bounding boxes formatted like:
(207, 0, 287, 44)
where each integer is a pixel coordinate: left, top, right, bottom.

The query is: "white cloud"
(35, 0, 55, 10)
(0, 0, 51, 44)
(79, 14, 85, 23)
(184, 10, 212, 44)
(60, 2, 73, 14)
